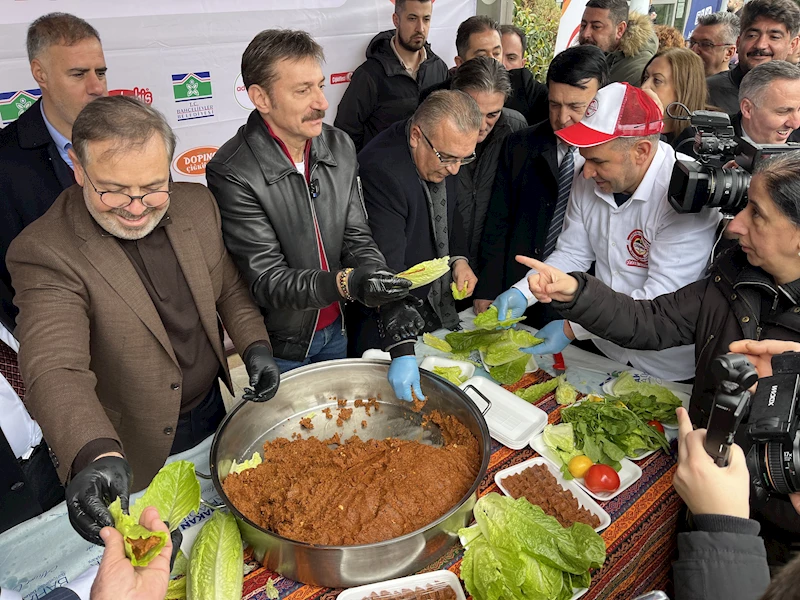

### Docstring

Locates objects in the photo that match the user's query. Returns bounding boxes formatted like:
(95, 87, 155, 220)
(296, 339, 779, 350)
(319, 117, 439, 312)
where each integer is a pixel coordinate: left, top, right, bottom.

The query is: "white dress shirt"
(0, 325, 43, 459)
(514, 141, 721, 381)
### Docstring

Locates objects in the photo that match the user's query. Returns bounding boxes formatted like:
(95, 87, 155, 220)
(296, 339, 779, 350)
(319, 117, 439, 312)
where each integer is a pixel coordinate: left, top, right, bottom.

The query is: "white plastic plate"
(495, 457, 611, 533)
(530, 432, 642, 501)
(459, 377, 548, 450)
(419, 356, 476, 382)
(480, 350, 538, 375)
(336, 569, 466, 600)
(627, 448, 656, 461)
(601, 373, 690, 431)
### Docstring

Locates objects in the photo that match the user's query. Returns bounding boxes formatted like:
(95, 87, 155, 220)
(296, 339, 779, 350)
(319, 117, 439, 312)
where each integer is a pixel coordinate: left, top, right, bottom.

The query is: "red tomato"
(583, 464, 620, 494)
(648, 420, 665, 434)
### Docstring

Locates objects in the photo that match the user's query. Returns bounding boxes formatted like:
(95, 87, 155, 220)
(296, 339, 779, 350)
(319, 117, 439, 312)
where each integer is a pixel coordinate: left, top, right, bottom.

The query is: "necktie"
(543, 147, 575, 259)
(0, 339, 24, 400)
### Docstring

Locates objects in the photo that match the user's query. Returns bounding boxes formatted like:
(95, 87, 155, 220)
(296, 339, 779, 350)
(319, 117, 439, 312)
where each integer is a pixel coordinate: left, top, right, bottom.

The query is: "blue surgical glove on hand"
(388, 356, 424, 402)
(527, 319, 572, 355)
(492, 288, 528, 324)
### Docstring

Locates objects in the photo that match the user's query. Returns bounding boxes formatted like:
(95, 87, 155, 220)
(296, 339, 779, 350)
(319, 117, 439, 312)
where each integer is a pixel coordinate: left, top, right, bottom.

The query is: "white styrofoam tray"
(495, 457, 611, 533)
(530, 432, 642, 501)
(336, 569, 466, 600)
(420, 356, 476, 382)
(459, 376, 548, 450)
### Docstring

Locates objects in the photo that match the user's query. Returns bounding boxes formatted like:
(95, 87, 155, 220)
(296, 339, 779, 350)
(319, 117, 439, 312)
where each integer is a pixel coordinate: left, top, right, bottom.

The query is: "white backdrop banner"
(555, 0, 588, 53)
(0, 0, 474, 184)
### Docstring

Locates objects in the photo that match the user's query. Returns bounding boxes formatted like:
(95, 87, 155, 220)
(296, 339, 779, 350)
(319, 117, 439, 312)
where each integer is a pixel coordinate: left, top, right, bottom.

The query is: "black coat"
(0, 99, 74, 330)
(349, 119, 469, 354)
(420, 67, 549, 126)
(334, 30, 449, 152)
(473, 119, 564, 328)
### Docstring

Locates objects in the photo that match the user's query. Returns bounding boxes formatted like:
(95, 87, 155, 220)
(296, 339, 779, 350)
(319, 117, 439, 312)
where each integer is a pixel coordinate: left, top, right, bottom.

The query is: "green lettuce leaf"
(555, 377, 578, 406)
(397, 256, 450, 289)
(445, 329, 505, 352)
(541, 423, 583, 478)
(515, 376, 560, 403)
(474, 305, 526, 330)
(422, 332, 453, 353)
(229, 452, 263, 475)
(433, 366, 467, 386)
(506, 329, 543, 348)
(489, 355, 530, 385)
(166, 550, 188, 600)
(484, 339, 527, 367)
(612, 373, 682, 424)
(109, 497, 169, 567)
(451, 281, 469, 300)
(450, 350, 483, 367)
(187, 510, 243, 600)
(265, 578, 280, 600)
(133, 461, 201, 531)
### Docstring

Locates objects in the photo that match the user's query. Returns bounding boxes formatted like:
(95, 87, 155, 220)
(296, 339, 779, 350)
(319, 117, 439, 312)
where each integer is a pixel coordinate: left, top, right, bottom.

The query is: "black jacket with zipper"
(334, 30, 449, 152)
(455, 108, 526, 267)
(206, 111, 387, 361)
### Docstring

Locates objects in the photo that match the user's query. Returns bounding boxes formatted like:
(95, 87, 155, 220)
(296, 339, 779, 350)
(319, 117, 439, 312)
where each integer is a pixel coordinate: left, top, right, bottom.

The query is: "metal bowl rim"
(209, 358, 491, 550)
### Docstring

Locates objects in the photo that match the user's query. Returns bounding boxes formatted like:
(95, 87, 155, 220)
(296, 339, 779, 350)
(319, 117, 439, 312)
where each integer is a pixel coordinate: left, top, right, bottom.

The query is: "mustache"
(111, 206, 156, 220)
(302, 110, 326, 122)
(747, 49, 773, 57)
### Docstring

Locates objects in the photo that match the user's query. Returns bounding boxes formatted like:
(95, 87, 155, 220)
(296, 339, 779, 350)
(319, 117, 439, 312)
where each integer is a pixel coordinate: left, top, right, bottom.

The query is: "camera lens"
(707, 167, 750, 214)
(749, 431, 800, 496)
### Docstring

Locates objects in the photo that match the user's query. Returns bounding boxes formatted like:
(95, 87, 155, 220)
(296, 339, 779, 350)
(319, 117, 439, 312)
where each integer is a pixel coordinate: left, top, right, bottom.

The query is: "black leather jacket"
(206, 111, 387, 361)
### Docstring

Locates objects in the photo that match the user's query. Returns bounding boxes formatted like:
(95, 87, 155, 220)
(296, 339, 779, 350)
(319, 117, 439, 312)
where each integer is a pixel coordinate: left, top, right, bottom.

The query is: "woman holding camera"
(521, 151, 800, 538)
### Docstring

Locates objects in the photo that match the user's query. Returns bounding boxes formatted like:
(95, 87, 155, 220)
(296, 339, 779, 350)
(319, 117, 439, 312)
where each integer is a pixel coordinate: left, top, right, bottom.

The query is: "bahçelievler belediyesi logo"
(172, 71, 214, 122)
(0, 88, 41, 126)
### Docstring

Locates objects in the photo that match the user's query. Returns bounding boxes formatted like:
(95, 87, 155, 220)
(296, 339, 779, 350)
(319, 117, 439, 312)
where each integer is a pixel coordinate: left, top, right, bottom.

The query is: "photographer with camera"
(517, 150, 800, 543)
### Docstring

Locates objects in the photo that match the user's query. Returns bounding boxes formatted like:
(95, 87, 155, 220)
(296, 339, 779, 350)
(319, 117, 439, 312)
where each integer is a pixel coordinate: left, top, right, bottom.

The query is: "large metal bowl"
(210, 358, 490, 588)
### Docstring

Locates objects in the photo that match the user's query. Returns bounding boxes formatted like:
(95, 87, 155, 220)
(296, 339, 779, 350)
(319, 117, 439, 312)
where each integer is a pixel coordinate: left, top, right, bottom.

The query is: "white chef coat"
(514, 141, 721, 381)
(0, 325, 43, 459)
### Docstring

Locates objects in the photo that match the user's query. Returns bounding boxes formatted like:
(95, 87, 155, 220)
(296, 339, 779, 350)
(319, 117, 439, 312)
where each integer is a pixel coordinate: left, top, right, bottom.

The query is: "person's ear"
(392, 11, 400, 30)
(30, 57, 47, 87)
(454, 55, 463, 67)
(791, 34, 800, 55)
(248, 84, 271, 114)
(741, 97, 754, 120)
(616, 20, 628, 42)
(70, 149, 85, 186)
(633, 139, 652, 164)
(409, 124, 422, 149)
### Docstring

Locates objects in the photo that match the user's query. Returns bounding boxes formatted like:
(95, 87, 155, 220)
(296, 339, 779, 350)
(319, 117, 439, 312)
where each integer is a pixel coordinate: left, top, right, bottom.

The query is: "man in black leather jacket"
(207, 30, 417, 371)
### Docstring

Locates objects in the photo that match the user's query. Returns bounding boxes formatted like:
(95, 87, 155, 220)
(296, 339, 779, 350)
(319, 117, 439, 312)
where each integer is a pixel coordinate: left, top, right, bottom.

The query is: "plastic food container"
(495, 457, 611, 533)
(419, 356, 476, 382)
(337, 570, 467, 600)
(530, 433, 642, 501)
(459, 376, 548, 450)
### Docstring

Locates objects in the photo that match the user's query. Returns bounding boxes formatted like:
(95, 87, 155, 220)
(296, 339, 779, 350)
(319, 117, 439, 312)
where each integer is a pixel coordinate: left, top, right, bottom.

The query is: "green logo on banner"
(0, 89, 41, 125)
(172, 72, 212, 101)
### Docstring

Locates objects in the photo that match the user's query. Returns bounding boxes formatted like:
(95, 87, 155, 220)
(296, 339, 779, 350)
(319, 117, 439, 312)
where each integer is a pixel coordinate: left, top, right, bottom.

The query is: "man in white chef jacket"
(492, 82, 720, 382)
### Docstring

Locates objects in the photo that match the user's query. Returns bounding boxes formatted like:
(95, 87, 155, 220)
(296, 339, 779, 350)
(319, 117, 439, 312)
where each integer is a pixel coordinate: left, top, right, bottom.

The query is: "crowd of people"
(4, 1, 800, 598)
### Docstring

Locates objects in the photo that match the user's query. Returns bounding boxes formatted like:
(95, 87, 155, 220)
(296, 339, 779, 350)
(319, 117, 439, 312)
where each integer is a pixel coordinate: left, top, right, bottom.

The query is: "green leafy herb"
(555, 377, 578, 406)
(489, 355, 530, 385)
(542, 423, 583, 479)
(433, 366, 467, 386)
(459, 493, 606, 600)
(614, 391, 681, 425)
(422, 332, 453, 353)
(109, 498, 169, 567)
(187, 511, 243, 600)
(451, 281, 469, 300)
(515, 376, 560, 403)
(229, 452, 263, 475)
(474, 305, 526, 330)
(397, 256, 450, 289)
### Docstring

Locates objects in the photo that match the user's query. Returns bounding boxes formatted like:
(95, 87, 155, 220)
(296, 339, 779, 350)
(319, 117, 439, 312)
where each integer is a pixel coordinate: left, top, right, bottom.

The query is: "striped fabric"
(543, 148, 575, 259)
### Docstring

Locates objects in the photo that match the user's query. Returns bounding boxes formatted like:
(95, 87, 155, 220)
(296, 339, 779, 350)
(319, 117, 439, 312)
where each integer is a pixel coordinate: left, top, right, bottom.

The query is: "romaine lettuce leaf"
(433, 366, 467, 386)
(166, 550, 188, 600)
(515, 377, 560, 403)
(474, 305, 526, 330)
(423, 332, 453, 353)
(397, 256, 450, 289)
(489, 355, 530, 385)
(451, 281, 469, 300)
(133, 461, 201, 530)
(229, 452, 263, 475)
(541, 423, 583, 479)
(484, 339, 527, 367)
(555, 377, 578, 406)
(187, 510, 243, 600)
(445, 329, 505, 352)
(109, 498, 169, 567)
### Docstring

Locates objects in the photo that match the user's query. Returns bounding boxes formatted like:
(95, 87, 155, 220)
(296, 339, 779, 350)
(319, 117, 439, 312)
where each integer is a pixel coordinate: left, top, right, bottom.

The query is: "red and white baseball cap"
(555, 82, 664, 148)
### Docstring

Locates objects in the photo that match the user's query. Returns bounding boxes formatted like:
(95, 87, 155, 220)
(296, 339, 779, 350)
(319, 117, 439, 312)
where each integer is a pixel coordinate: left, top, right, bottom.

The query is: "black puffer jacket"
(455, 108, 526, 266)
(206, 111, 387, 361)
(334, 30, 449, 152)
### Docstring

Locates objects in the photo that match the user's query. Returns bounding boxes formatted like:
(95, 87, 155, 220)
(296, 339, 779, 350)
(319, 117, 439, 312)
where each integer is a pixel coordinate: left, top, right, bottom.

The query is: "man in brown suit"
(7, 95, 280, 545)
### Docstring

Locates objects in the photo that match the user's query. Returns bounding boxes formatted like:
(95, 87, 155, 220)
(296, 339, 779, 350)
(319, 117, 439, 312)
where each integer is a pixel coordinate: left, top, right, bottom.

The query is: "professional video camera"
(667, 108, 800, 215)
(705, 352, 800, 505)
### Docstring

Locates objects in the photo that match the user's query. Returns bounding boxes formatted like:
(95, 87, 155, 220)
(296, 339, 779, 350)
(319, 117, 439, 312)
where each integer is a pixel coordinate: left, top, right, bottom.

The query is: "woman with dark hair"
(641, 47, 708, 152)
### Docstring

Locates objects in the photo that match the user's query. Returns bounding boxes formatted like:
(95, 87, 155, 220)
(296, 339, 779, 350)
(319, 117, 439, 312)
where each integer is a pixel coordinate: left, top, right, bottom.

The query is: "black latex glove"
(66, 456, 133, 546)
(242, 343, 281, 402)
(348, 268, 412, 308)
(164, 523, 183, 571)
(378, 296, 426, 344)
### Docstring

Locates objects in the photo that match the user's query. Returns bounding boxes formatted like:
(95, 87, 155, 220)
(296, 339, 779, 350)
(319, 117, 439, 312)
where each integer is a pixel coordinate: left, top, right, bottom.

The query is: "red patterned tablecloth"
(239, 392, 684, 600)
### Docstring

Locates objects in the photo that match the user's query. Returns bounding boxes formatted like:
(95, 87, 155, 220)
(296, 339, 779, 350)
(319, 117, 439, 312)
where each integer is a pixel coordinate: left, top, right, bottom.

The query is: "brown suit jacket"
(8, 183, 269, 491)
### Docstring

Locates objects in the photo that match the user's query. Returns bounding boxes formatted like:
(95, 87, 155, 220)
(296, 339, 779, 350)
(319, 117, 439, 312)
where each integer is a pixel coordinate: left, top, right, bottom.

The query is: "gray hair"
(241, 29, 324, 94)
(72, 96, 176, 166)
(411, 90, 482, 133)
(27, 12, 101, 62)
(755, 150, 800, 227)
(739, 60, 800, 106)
(613, 133, 661, 151)
(451, 56, 512, 99)
(697, 11, 740, 45)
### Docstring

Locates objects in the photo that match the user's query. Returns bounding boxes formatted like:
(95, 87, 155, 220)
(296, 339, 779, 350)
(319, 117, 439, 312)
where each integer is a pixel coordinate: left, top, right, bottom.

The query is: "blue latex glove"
(388, 356, 424, 402)
(492, 288, 528, 324)
(526, 319, 572, 354)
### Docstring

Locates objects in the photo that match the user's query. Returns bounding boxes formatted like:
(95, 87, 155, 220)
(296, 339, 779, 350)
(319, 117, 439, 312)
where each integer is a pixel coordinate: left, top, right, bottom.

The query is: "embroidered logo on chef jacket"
(626, 229, 650, 268)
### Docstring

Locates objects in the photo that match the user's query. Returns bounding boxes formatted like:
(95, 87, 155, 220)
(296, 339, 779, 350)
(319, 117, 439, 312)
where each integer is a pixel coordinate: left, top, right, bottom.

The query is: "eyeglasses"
(686, 38, 735, 49)
(419, 128, 476, 166)
(84, 171, 171, 209)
